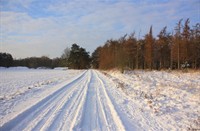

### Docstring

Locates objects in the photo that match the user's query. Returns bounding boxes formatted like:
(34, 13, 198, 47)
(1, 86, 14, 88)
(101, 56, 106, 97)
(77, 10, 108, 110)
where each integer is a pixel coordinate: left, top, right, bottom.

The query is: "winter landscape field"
(0, 67, 199, 131)
(1, 1, 199, 131)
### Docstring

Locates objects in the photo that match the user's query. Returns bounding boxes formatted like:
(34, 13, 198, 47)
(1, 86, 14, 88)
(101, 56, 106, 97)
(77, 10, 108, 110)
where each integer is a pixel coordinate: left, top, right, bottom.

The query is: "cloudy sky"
(0, 0, 199, 58)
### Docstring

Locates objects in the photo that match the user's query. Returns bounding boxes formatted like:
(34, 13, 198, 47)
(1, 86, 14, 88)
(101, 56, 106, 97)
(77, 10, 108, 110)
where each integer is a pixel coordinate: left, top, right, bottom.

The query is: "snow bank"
(54, 67, 68, 70)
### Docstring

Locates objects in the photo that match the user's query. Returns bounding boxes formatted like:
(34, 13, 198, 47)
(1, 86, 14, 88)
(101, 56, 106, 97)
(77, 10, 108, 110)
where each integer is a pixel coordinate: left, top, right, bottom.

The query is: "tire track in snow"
(96, 79, 110, 131)
(95, 70, 126, 131)
(74, 70, 125, 131)
(26, 74, 89, 131)
(68, 70, 91, 131)
(34, 71, 89, 131)
(74, 70, 110, 131)
(39, 70, 90, 131)
(47, 71, 90, 131)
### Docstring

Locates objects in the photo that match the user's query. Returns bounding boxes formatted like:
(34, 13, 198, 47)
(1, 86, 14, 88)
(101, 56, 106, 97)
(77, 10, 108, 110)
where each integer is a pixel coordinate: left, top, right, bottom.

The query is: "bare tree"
(61, 47, 71, 60)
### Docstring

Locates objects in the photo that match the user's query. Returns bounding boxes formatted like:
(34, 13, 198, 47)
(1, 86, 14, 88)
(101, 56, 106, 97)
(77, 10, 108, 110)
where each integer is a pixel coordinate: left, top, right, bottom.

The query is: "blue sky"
(0, 0, 199, 58)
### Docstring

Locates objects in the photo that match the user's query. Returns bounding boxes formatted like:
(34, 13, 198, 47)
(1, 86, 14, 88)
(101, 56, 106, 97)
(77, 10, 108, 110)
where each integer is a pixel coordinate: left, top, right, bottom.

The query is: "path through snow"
(0, 70, 129, 131)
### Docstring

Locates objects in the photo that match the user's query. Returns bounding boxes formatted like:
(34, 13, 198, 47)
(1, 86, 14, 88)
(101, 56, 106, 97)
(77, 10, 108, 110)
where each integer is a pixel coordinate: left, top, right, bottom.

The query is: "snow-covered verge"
(104, 70, 200, 130)
(0, 67, 84, 126)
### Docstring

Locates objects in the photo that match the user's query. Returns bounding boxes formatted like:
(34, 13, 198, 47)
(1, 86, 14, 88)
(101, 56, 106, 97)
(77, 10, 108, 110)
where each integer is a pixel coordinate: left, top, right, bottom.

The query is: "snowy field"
(105, 70, 200, 130)
(0, 67, 200, 131)
(0, 67, 84, 129)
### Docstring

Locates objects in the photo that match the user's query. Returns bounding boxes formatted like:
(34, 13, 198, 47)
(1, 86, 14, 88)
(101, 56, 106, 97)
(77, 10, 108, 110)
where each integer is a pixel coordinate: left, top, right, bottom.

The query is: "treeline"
(0, 44, 90, 69)
(91, 19, 200, 70)
(0, 53, 67, 69)
(13, 56, 62, 68)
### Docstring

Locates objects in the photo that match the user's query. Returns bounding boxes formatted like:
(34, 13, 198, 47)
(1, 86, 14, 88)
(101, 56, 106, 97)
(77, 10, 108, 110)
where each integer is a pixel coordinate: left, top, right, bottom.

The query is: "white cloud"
(0, 0, 199, 58)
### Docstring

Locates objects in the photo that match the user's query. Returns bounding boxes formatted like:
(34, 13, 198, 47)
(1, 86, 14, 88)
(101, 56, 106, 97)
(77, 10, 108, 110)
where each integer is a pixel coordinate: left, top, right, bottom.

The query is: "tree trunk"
(178, 42, 180, 69)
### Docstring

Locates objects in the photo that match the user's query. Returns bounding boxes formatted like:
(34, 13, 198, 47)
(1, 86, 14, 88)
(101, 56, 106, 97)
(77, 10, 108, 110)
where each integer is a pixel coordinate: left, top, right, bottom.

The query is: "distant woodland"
(0, 44, 90, 69)
(92, 19, 200, 70)
(1, 19, 200, 70)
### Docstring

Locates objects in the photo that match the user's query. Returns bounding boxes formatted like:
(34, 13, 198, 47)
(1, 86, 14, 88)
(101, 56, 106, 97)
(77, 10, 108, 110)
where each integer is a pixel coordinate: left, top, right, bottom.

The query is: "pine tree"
(173, 19, 183, 69)
(144, 26, 154, 69)
(68, 43, 90, 69)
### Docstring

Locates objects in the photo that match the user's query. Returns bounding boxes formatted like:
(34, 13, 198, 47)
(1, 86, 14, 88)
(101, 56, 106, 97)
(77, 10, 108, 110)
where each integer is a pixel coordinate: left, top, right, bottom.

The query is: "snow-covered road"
(2, 68, 198, 130)
(0, 70, 127, 131)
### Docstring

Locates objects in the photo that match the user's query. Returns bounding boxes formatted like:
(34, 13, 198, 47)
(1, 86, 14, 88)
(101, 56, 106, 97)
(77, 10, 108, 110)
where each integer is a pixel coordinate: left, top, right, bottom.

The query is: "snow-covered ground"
(105, 70, 200, 130)
(0, 67, 84, 128)
(0, 67, 199, 130)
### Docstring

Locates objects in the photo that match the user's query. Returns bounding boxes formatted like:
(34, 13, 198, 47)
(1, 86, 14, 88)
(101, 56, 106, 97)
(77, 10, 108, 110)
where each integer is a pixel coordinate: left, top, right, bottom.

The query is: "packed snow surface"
(0, 68, 199, 130)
